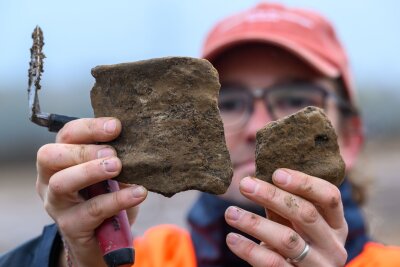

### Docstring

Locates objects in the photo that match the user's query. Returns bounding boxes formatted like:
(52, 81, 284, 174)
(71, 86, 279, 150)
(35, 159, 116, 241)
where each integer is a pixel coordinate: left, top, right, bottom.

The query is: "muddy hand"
(225, 169, 347, 267)
(36, 117, 147, 267)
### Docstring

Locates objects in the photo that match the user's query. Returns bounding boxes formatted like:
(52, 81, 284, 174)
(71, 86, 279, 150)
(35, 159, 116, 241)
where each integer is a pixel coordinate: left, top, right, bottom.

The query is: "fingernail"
(132, 185, 146, 198)
(104, 119, 117, 134)
(240, 177, 258, 193)
(273, 169, 291, 185)
(226, 206, 241, 221)
(226, 233, 240, 246)
(97, 148, 115, 159)
(101, 158, 119, 172)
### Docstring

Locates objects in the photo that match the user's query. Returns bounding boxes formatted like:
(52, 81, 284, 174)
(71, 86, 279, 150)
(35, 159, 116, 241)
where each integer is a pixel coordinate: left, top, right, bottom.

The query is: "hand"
(224, 169, 348, 267)
(36, 118, 147, 267)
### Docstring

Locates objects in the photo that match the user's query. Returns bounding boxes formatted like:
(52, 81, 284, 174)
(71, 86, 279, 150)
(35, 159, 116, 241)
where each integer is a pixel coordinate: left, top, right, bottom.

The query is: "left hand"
(224, 168, 348, 267)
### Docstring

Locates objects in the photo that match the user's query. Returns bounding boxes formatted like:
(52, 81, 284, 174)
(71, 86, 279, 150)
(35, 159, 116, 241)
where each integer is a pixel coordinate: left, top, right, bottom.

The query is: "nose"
(245, 99, 273, 140)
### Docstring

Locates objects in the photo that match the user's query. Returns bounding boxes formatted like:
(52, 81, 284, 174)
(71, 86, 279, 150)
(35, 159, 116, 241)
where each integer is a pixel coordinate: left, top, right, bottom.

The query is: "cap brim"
(203, 32, 340, 78)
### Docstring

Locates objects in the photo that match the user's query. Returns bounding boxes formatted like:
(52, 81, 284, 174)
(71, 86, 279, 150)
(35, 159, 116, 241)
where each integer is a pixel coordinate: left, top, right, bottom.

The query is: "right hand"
(224, 171, 348, 267)
(36, 117, 147, 267)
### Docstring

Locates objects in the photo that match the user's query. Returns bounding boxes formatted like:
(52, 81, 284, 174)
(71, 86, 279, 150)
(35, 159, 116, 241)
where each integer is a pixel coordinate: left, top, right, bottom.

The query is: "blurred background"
(1, 0, 399, 253)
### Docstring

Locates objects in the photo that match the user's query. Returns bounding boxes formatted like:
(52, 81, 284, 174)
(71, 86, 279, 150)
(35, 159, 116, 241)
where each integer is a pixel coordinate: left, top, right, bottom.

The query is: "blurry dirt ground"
(354, 138, 400, 245)
(1, 138, 399, 253)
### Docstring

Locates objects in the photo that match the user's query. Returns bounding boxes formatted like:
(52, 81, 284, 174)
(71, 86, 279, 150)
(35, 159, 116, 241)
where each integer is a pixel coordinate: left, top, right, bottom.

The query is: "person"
(1, 2, 400, 267)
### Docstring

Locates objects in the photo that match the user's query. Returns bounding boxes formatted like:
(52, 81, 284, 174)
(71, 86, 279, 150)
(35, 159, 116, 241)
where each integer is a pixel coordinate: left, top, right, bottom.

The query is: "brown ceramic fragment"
(255, 106, 345, 187)
(90, 57, 233, 197)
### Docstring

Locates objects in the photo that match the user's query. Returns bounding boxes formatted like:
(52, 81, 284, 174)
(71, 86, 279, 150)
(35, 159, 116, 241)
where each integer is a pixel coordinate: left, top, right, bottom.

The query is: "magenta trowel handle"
(84, 180, 134, 267)
(53, 116, 134, 267)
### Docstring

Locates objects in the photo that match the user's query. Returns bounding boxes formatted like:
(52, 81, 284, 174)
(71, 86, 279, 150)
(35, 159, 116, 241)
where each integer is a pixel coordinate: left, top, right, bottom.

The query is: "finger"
(226, 232, 291, 267)
(119, 183, 141, 224)
(225, 206, 307, 260)
(239, 177, 335, 248)
(271, 169, 346, 230)
(58, 185, 147, 235)
(37, 143, 117, 180)
(266, 209, 292, 229)
(56, 118, 121, 144)
(46, 157, 122, 205)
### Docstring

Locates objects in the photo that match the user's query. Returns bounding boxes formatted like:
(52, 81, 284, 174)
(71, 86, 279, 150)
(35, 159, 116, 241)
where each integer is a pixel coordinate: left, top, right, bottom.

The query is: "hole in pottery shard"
(255, 106, 345, 187)
(314, 134, 329, 146)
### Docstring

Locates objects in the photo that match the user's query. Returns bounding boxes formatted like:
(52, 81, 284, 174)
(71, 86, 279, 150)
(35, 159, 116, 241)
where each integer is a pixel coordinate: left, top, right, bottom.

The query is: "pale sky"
(1, 0, 399, 93)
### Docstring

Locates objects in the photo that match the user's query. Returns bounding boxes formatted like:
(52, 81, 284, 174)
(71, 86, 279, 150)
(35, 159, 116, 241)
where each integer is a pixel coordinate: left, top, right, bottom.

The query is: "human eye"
(218, 96, 245, 113)
(218, 85, 248, 113)
(270, 91, 325, 120)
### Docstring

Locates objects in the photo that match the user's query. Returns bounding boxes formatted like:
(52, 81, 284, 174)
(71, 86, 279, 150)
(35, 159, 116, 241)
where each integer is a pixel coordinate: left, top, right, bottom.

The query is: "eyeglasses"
(218, 80, 351, 131)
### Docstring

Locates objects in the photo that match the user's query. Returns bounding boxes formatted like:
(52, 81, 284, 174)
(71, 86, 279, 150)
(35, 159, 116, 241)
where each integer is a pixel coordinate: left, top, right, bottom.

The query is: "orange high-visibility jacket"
(132, 225, 196, 267)
(132, 225, 400, 267)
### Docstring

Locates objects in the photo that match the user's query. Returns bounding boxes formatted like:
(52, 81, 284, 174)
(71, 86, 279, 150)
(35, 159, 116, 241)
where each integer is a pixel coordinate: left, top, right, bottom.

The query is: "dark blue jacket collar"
(0, 224, 61, 267)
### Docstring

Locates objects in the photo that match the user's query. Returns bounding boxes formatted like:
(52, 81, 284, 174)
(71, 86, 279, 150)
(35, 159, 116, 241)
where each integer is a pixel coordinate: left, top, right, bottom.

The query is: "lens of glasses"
(218, 87, 251, 129)
(267, 83, 326, 119)
(218, 82, 329, 131)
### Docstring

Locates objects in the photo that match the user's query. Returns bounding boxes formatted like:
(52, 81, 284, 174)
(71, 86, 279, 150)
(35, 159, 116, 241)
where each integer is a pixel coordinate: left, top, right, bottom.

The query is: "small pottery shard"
(255, 106, 345, 187)
(90, 57, 233, 197)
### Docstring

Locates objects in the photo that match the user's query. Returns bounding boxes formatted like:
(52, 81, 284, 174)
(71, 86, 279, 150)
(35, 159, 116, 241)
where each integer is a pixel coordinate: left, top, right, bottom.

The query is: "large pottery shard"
(90, 57, 233, 197)
(255, 106, 345, 187)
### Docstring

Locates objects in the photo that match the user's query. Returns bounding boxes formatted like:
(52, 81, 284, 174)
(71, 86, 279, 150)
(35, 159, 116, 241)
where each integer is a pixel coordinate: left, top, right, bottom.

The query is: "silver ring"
(287, 243, 310, 264)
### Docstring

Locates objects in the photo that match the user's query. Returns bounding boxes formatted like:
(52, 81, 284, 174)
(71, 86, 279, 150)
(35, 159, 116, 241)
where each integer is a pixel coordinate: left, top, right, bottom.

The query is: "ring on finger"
(286, 242, 310, 264)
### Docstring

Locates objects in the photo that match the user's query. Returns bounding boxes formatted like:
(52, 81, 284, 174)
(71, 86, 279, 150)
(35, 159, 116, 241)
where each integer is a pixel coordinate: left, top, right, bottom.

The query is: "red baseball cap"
(202, 2, 355, 103)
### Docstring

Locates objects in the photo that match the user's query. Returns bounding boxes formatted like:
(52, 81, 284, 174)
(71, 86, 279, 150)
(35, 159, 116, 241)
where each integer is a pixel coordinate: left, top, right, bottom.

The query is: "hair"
(334, 78, 367, 205)
(334, 78, 359, 117)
